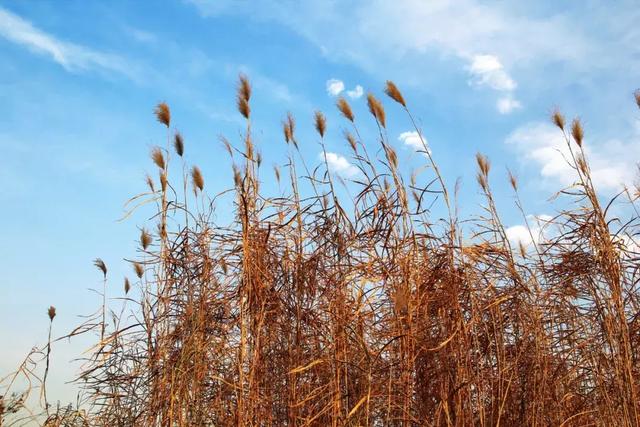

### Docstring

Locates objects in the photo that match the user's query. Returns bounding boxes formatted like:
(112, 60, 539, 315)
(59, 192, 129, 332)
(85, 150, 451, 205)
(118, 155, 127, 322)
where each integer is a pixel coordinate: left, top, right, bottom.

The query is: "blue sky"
(1, 0, 640, 400)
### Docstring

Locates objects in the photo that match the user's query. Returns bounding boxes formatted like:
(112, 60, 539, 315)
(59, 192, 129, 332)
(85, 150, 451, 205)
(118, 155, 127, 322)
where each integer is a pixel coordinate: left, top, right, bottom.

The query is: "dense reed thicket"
(2, 77, 640, 426)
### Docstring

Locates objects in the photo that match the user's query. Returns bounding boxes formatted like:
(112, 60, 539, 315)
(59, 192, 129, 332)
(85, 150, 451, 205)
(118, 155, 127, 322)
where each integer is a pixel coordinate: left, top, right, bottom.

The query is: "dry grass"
(2, 76, 640, 426)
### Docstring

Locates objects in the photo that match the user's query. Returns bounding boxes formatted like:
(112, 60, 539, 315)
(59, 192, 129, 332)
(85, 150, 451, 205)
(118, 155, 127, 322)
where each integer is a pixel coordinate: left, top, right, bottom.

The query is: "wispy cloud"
(126, 26, 157, 45)
(253, 73, 294, 103)
(506, 122, 640, 192)
(189, 0, 591, 66)
(188, 1, 602, 114)
(398, 131, 430, 155)
(496, 96, 522, 114)
(0, 7, 134, 77)
(321, 152, 359, 177)
(468, 54, 521, 114)
(468, 54, 516, 92)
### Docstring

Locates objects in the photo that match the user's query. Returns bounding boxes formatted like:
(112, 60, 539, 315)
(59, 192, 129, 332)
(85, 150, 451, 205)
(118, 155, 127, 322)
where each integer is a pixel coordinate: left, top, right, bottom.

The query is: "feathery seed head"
(476, 153, 490, 177)
(634, 89, 640, 110)
(387, 146, 398, 169)
(286, 113, 297, 146)
(133, 262, 144, 279)
(191, 166, 204, 192)
(384, 80, 406, 107)
(47, 305, 56, 321)
(237, 74, 251, 119)
(238, 74, 251, 102)
(283, 120, 291, 143)
(145, 174, 156, 192)
(237, 97, 250, 119)
(344, 131, 357, 152)
(140, 228, 152, 250)
(151, 147, 165, 170)
(571, 118, 584, 147)
(154, 102, 170, 127)
(287, 112, 295, 134)
(507, 169, 518, 191)
(221, 136, 233, 157)
(173, 132, 184, 157)
(283, 113, 297, 144)
(314, 111, 326, 138)
(367, 93, 386, 128)
(94, 258, 107, 278)
(336, 97, 354, 122)
(551, 109, 565, 130)
(124, 277, 131, 294)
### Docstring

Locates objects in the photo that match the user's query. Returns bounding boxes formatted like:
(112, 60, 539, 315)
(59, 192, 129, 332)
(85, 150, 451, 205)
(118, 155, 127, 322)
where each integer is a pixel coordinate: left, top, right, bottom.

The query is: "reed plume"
(571, 117, 584, 147)
(314, 111, 326, 137)
(173, 131, 184, 157)
(366, 92, 386, 127)
(154, 102, 170, 127)
(237, 74, 251, 119)
(191, 165, 204, 192)
(336, 97, 354, 122)
(140, 227, 152, 250)
(151, 147, 165, 170)
(384, 80, 406, 107)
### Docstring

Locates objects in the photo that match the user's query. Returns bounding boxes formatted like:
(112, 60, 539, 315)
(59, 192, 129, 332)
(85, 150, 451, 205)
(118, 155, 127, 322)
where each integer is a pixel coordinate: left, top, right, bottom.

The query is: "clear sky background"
(1, 0, 639, 403)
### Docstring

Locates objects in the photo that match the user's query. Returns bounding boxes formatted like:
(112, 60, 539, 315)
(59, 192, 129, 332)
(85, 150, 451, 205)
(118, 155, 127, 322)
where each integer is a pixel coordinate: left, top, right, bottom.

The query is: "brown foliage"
(3, 77, 640, 427)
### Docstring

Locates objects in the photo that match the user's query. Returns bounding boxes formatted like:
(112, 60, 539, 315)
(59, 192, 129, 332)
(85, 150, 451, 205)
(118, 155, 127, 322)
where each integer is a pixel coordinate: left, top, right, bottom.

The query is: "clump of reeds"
(2, 78, 640, 427)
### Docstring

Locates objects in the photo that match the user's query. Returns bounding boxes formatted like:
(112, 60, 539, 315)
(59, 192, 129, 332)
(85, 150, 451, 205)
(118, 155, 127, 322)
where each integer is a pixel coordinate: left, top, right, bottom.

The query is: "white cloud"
(496, 96, 522, 114)
(505, 214, 553, 248)
(346, 84, 363, 99)
(187, 1, 603, 98)
(326, 78, 345, 96)
(398, 131, 430, 155)
(321, 152, 359, 177)
(505, 225, 534, 247)
(505, 122, 573, 184)
(188, 1, 621, 116)
(468, 54, 516, 92)
(0, 7, 133, 77)
(467, 55, 521, 114)
(506, 122, 640, 192)
(194, 0, 589, 66)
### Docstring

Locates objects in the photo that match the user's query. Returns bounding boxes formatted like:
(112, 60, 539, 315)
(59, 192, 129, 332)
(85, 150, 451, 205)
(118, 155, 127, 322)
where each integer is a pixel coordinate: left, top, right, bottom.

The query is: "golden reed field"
(2, 77, 640, 426)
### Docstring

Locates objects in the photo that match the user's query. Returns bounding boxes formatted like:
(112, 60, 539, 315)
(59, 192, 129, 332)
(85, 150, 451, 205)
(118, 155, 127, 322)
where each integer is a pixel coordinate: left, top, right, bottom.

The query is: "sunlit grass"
(2, 76, 640, 426)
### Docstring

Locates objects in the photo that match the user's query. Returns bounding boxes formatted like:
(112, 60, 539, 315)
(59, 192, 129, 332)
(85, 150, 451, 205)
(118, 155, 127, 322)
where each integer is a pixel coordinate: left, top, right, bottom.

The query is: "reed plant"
(2, 76, 640, 426)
